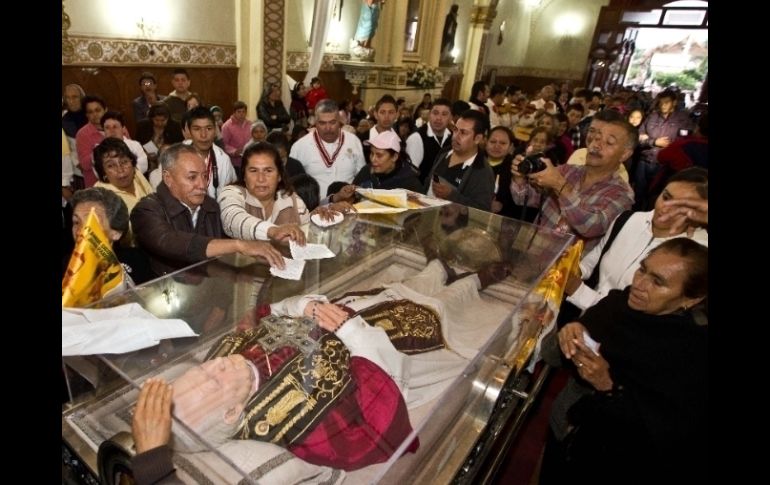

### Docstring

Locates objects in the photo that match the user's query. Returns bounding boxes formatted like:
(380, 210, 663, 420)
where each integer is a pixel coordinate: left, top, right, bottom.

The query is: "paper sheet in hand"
(62, 303, 198, 356)
(290, 240, 335, 260)
(269, 257, 306, 280)
(142, 140, 159, 155)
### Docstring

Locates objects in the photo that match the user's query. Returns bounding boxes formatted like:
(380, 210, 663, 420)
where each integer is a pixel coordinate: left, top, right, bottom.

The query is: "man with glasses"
(132, 72, 166, 124)
(425, 109, 494, 211)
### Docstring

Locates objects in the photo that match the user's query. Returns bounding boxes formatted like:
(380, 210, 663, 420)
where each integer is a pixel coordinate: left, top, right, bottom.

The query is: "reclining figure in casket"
(170, 258, 513, 471)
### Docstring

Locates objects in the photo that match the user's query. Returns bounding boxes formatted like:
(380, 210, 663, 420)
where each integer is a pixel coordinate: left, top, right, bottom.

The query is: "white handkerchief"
(310, 211, 344, 227)
(290, 240, 335, 260)
(583, 331, 601, 355)
(62, 303, 198, 356)
(269, 257, 306, 280)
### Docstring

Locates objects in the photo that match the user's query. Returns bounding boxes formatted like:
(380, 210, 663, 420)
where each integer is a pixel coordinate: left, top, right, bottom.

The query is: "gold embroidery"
(377, 318, 396, 331)
(254, 389, 306, 436)
(236, 335, 352, 445)
(357, 300, 446, 354)
(363, 301, 442, 339)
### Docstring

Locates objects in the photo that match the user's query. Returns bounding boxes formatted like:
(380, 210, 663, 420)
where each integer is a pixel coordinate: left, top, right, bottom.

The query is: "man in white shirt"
(368, 94, 399, 140)
(182, 107, 237, 199)
(289, 99, 366, 196)
(405, 98, 453, 184)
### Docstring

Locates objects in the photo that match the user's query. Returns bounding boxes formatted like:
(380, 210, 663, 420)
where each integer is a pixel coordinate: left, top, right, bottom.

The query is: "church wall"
(64, 0, 236, 44)
(485, 0, 608, 91)
(62, 0, 238, 135)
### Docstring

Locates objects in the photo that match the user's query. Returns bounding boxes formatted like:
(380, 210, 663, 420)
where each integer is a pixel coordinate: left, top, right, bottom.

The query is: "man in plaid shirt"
(509, 110, 634, 252)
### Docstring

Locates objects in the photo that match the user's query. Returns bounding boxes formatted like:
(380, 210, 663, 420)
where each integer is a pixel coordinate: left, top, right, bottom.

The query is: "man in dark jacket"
(425, 110, 494, 211)
(131, 143, 284, 278)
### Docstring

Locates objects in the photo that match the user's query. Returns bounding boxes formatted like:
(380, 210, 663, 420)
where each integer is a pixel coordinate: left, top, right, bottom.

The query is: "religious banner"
(508, 240, 584, 370)
(62, 208, 124, 308)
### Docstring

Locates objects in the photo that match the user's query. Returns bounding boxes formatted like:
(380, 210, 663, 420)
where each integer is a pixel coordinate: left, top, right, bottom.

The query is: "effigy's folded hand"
(304, 300, 350, 332)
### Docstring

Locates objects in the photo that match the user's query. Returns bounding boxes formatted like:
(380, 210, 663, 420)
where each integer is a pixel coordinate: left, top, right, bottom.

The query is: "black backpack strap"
(584, 209, 634, 289)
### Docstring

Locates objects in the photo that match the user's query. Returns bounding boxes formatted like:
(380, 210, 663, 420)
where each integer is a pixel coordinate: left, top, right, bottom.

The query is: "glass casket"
(62, 203, 573, 484)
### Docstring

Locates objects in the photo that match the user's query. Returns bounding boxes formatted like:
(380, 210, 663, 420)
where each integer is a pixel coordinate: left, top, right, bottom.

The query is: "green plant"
(652, 71, 699, 90)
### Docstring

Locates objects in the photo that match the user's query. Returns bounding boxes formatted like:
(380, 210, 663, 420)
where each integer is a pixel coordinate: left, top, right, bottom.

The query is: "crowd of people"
(62, 74, 708, 482)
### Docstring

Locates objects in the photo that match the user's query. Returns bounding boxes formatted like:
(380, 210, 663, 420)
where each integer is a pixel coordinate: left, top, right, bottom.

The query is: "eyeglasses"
(103, 158, 133, 171)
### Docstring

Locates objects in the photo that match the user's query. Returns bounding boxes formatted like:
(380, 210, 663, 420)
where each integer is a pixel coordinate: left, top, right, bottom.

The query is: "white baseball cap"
(364, 130, 401, 152)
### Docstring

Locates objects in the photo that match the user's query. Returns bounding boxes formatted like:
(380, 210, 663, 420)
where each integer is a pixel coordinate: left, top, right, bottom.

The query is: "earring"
(681, 304, 688, 311)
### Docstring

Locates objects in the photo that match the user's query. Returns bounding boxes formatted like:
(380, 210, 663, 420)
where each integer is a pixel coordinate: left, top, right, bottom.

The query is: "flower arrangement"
(406, 64, 442, 89)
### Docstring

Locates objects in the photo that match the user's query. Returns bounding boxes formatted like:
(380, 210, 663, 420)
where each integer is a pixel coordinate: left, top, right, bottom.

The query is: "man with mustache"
(131, 143, 285, 278)
(509, 109, 634, 252)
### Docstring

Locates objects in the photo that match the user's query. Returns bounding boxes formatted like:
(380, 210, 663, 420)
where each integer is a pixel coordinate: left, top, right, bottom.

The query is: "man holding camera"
(509, 110, 634, 252)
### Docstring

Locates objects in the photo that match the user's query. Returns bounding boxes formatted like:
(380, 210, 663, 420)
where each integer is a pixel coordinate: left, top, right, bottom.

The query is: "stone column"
(426, 0, 450, 67)
(373, 0, 408, 66)
(236, 0, 264, 114)
(459, 0, 498, 100)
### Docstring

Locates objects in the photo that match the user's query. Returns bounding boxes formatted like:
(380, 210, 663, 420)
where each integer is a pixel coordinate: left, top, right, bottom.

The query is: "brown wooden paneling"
(287, 71, 356, 105)
(62, 66, 238, 136)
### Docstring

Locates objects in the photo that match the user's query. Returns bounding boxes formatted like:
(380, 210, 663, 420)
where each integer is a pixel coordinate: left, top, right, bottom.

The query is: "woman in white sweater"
(565, 167, 708, 312)
(218, 142, 309, 244)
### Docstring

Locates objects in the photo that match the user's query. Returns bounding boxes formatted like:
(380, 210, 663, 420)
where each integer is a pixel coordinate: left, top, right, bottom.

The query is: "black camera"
(518, 153, 547, 175)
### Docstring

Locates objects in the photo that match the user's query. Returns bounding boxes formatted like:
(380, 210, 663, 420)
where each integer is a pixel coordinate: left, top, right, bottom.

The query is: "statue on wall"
(351, 0, 384, 61)
(440, 4, 459, 64)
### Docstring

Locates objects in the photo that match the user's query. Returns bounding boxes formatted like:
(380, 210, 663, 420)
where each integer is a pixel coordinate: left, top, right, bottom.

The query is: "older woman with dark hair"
(93, 138, 154, 213)
(540, 237, 708, 484)
(218, 142, 308, 245)
(353, 130, 422, 192)
(68, 187, 152, 285)
(93, 138, 155, 246)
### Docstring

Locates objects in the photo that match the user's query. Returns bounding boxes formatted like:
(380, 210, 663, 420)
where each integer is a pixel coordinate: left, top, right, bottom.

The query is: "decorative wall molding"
(262, 0, 285, 86)
(485, 65, 584, 81)
(61, 35, 236, 67)
(470, 5, 498, 29)
(286, 51, 351, 72)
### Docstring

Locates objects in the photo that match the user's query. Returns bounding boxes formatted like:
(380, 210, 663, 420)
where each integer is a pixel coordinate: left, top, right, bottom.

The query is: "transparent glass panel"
(63, 205, 573, 483)
(621, 9, 663, 25)
(662, 9, 706, 26)
(663, 0, 708, 7)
